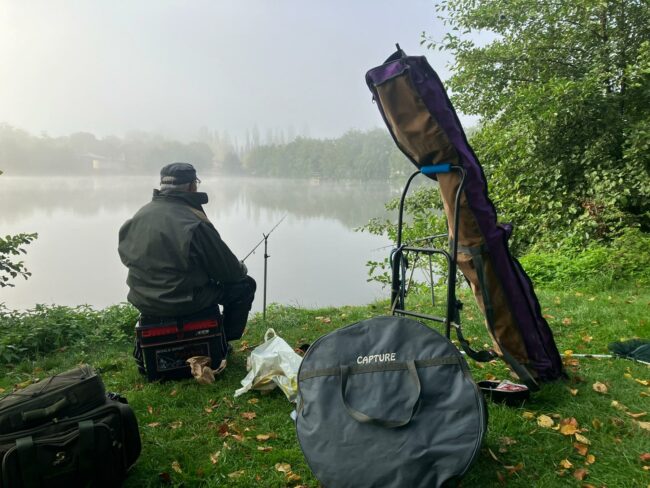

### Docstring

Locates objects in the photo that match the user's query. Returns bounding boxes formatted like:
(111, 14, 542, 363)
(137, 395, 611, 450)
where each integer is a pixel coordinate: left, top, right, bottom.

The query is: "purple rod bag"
(366, 48, 564, 384)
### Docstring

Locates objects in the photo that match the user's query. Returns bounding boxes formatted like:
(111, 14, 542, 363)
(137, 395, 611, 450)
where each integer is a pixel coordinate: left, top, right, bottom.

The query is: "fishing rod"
(242, 215, 286, 263)
(242, 215, 286, 320)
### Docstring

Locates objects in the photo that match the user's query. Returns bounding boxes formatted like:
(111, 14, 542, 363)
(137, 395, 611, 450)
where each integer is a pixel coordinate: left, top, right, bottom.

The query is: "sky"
(0, 0, 460, 140)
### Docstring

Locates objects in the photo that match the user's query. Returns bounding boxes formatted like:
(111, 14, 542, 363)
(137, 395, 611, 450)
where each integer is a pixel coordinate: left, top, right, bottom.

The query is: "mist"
(0, 0, 453, 140)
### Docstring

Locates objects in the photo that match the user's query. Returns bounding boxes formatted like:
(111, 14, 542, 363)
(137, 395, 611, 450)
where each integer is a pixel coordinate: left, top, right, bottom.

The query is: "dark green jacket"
(118, 189, 246, 316)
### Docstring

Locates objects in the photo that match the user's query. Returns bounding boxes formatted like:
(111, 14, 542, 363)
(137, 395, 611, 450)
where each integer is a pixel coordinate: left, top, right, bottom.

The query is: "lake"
(0, 176, 399, 312)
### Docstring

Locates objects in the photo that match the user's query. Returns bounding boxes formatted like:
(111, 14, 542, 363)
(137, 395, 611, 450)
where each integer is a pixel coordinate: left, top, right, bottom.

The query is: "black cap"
(160, 162, 198, 185)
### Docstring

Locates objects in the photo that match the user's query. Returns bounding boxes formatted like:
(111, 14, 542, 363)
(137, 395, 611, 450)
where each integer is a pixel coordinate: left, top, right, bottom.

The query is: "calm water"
(0, 176, 399, 312)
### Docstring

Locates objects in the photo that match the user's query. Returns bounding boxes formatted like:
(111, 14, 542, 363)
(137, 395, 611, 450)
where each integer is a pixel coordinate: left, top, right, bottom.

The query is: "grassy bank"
(0, 285, 648, 487)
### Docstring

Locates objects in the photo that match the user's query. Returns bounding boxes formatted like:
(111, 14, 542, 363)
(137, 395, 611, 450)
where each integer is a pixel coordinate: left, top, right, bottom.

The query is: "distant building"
(84, 153, 127, 172)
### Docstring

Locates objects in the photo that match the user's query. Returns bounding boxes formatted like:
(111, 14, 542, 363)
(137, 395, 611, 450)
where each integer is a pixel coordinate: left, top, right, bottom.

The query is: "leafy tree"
(0, 234, 38, 287)
(423, 0, 650, 252)
(0, 170, 38, 287)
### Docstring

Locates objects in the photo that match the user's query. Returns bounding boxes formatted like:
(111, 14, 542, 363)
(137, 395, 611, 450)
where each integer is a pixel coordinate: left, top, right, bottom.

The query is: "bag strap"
(78, 419, 95, 482)
(460, 244, 539, 391)
(16, 435, 38, 488)
(339, 360, 421, 429)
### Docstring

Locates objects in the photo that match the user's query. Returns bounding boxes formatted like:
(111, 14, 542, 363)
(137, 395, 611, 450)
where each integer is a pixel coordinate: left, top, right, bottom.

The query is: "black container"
(135, 308, 227, 381)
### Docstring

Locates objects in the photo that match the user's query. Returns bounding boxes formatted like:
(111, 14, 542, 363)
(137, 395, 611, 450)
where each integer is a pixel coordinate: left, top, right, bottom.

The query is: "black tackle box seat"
(135, 306, 227, 381)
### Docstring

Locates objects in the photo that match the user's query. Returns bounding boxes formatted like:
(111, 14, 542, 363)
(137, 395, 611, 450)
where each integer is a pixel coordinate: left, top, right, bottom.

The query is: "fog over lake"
(1, 176, 398, 312)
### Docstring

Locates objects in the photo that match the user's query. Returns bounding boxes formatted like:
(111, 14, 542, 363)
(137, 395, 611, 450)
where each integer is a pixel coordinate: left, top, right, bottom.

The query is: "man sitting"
(118, 162, 256, 343)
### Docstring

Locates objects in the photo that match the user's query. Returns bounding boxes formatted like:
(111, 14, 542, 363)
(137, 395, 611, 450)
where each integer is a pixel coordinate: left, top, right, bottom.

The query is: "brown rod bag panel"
(0, 365, 141, 487)
(366, 47, 564, 387)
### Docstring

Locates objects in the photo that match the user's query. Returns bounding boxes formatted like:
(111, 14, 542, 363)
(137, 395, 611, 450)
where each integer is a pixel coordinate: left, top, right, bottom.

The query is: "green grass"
(0, 286, 648, 487)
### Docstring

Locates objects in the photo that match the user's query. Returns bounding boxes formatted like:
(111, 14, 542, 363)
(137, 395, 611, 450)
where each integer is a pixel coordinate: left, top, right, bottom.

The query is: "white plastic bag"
(234, 328, 303, 402)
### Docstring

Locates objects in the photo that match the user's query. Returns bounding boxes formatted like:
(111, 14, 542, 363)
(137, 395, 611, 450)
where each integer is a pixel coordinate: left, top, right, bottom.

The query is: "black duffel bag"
(296, 316, 486, 488)
(0, 365, 141, 487)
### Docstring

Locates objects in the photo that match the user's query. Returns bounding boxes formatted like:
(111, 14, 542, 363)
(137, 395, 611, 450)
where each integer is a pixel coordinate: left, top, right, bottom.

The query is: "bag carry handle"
(21, 396, 68, 423)
(340, 360, 421, 428)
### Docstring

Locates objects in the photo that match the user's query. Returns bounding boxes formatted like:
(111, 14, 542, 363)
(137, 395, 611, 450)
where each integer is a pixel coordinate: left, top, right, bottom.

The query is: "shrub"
(520, 228, 650, 288)
(0, 303, 138, 364)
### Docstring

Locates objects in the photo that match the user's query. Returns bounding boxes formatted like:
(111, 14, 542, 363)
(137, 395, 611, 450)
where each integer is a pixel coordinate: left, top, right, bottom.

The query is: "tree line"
(0, 124, 407, 180)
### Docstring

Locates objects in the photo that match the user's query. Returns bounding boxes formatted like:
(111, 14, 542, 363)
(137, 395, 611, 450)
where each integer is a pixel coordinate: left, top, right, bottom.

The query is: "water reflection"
(0, 176, 396, 311)
(1, 176, 400, 229)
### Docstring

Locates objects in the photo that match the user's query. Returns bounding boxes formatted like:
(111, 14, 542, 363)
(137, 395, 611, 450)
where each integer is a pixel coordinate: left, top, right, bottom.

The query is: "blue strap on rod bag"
(295, 316, 486, 488)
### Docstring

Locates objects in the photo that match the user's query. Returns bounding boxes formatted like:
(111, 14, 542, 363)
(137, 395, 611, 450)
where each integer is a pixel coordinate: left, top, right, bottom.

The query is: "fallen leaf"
(286, 471, 302, 482)
(257, 446, 272, 452)
(210, 451, 220, 464)
(572, 468, 588, 481)
(562, 318, 572, 325)
(217, 422, 229, 436)
(0, 388, 5, 394)
(498, 436, 517, 453)
(170, 421, 183, 429)
(248, 398, 259, 404)
(275, 462, 292, 473)
(522, 411, 536, 420)
(574, 433, 590, 445)
(592, 418, 602, 430)
(171, 461, 182, 474)
(543, 314, 555, 319)
(640, 453, 650, 463)
(636, 420, 650, 431)
(586, 454, 595, 465)
(537, 415, 555, 428)
(228, 470, 245, 479)
(487, 448, 499, 462)
(204, 407, 213, 414)
(256, 434, 271, 441)
(504, 463, 524, 476)
(592, 382, 608, 394)
(635, 379, 649, 386)
(231, 434, 246, 442)
(611, 400, 627, 411)
(14, 379, 33, 390)
(241, 411, 257, 420)
(627, 411, 647, 419)
(564, 349, 574, 357)
(573, 442, 588, 456)
(147, 405, 153, 414)
(581, 335, 592, 343)
(560, 459, 573, 469)
(569, 388, 579, 396)
(559, 418, 579, 436)
(564, 357, 580, 367)
(169, 389, 177, 397)
(147, 422, 161, 428)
